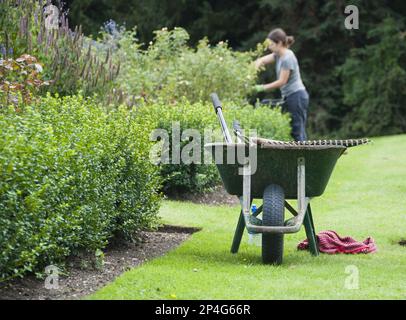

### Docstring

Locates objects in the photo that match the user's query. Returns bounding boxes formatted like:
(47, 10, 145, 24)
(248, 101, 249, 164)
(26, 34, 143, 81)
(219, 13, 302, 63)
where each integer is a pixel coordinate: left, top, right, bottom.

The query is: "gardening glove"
(253, 84, 266, 93)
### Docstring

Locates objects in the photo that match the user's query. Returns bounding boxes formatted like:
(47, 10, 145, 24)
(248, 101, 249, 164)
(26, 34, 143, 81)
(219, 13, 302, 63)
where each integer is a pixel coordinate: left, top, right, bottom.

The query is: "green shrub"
(225, 104, 292, 141)
(0, 94, 162, 280)
(111, 27, 262, 105)
(141, 98, 218, 194)
(142, 99, 291, 194)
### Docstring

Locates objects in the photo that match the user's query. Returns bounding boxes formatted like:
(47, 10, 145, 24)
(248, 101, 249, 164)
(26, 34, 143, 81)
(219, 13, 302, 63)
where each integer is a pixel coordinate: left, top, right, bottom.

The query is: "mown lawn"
(90, 134, 406, 299)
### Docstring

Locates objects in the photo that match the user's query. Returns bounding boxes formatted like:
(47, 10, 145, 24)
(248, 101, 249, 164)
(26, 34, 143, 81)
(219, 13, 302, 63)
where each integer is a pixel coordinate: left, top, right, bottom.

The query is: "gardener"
(254, 28, 309, 141)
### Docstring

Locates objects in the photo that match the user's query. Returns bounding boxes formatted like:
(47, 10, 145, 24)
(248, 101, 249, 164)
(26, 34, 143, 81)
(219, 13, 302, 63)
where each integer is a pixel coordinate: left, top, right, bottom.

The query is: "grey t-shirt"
(275, 49, 305, 98)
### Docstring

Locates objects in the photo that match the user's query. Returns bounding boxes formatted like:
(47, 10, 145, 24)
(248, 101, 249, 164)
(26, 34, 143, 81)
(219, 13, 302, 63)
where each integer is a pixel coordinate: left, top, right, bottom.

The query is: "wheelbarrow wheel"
(262, 184, 285, 265)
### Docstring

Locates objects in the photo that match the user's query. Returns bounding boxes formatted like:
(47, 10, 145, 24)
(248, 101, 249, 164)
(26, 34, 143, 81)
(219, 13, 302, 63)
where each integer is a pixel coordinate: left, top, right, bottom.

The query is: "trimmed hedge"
(0, 94, 162, 279)
(225, 103, 292, 141)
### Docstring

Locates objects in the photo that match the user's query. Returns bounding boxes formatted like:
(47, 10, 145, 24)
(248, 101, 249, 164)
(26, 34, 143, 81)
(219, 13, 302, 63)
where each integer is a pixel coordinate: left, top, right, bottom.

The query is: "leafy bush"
(141, 98, 219, 194)
(0, 94, 162, 279)
(0, 54, 50, 108)
(111, 27, 262, 105)
(142, 99, 291, 194)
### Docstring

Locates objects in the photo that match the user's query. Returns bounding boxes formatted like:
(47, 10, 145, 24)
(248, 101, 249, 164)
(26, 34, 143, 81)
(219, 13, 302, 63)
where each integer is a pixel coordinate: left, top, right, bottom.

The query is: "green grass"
(90, 134, 406, 300)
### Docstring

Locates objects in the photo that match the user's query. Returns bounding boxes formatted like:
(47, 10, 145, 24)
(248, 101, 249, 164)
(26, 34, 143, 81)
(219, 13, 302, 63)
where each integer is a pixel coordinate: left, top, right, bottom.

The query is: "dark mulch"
(166, 184, 239, 206)
(0, 225, 200, 300)
(0, 186, 233, 300)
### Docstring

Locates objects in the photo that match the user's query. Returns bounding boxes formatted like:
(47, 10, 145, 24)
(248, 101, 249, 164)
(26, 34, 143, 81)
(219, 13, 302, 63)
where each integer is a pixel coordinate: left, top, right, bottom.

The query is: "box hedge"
(0, 94, 162, 279)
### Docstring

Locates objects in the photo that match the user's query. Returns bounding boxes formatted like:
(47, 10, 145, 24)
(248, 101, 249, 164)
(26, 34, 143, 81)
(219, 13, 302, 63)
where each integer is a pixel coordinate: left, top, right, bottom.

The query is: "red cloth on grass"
(298, 230, 377, 254)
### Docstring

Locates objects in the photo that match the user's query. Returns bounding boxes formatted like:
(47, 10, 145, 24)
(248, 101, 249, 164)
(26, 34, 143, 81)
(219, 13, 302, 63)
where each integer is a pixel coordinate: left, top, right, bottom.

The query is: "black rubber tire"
(262, 184, 285, 265)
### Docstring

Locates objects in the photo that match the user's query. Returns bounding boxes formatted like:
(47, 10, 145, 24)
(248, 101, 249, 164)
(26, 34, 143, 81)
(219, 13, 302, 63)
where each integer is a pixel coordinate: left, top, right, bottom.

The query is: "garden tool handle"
(233, 120, 243, 143)
(233, 120, 242, 134)
(210, 93, 222, 114)
(210, 92, 232, 143)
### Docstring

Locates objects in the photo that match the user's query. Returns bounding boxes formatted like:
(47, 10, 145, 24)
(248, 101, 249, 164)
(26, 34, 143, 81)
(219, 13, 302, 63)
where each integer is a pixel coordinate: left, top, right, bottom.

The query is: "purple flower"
(0, 45, 6, 57)
(103, 19, 117, 35)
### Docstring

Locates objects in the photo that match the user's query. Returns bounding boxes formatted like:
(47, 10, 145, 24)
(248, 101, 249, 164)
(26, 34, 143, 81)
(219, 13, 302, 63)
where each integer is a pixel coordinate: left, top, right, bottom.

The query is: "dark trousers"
(282, 89, 309, 141)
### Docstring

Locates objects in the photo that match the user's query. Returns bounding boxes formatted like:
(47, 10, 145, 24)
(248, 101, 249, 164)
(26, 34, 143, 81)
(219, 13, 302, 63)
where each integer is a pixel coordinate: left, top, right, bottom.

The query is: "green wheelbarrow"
(205, 93, 370, 265)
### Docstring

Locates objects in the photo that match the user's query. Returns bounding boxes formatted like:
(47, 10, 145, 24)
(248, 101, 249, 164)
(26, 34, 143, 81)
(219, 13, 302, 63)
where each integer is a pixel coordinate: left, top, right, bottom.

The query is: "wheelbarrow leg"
(231, 196, 252, 254)
(303, 203, 319, 256)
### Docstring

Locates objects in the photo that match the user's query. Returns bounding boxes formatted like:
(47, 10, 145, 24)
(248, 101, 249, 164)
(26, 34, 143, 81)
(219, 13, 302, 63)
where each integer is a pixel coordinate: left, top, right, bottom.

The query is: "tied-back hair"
(267, 28, 295, 47)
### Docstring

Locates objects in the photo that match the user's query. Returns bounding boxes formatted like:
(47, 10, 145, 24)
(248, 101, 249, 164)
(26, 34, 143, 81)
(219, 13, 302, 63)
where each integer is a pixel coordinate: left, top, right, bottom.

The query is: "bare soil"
(167, 185, 239, 206)
(0, 225, 200, 300)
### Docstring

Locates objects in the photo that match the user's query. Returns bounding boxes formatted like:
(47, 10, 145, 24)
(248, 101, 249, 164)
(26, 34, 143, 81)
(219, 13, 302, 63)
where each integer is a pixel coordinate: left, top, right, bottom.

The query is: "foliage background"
(65, 0, 406, 138)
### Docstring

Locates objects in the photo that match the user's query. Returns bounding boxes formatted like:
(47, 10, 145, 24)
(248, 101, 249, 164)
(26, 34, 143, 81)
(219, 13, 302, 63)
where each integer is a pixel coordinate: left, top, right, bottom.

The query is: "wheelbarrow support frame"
(231, 152, 319, 256)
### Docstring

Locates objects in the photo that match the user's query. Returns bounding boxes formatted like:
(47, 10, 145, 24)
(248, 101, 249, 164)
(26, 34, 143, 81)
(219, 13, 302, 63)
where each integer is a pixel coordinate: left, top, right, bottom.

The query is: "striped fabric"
(298, 230, 377, 254)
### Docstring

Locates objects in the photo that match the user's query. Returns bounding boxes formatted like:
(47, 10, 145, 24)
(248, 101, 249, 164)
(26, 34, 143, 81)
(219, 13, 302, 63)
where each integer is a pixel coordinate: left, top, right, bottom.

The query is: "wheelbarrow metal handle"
(241, 157, 308, 234)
